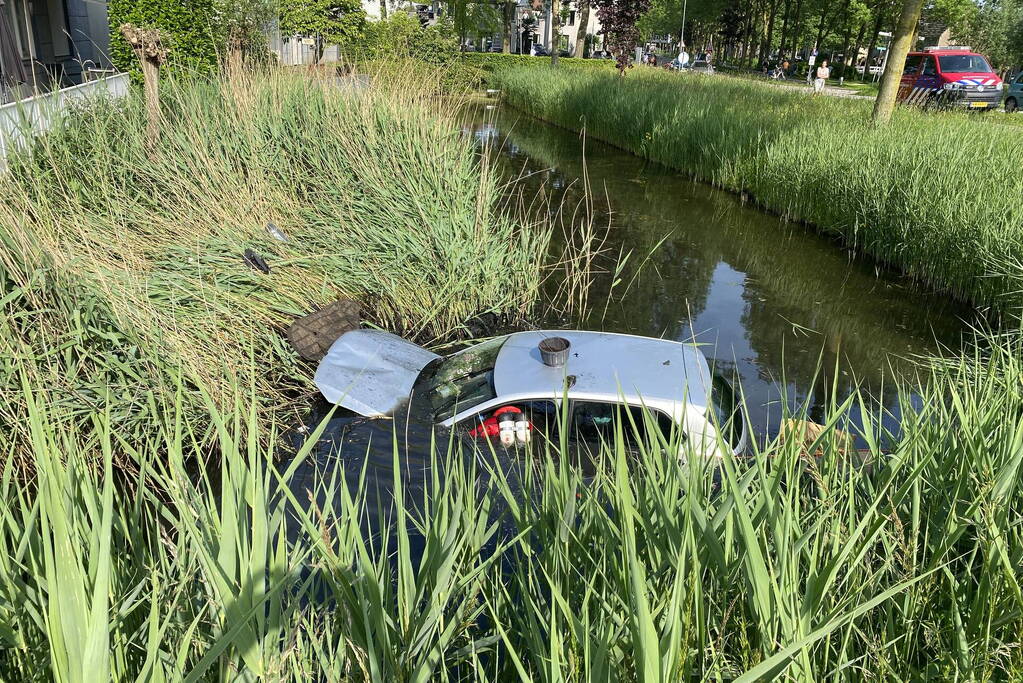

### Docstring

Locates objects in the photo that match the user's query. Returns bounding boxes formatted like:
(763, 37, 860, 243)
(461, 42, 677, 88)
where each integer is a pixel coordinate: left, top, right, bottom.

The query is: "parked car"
(689, 59, 714, 73)
(1006, 71, 1023, 112)
(898, 46, 1003, 110)
(315, 329, 747, 457)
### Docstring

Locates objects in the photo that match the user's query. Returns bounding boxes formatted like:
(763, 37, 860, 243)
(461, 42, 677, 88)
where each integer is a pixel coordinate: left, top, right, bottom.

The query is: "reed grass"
(0, 66, 582, 452)
(492, 67, 1023, 313)
(1, 329, 1021, 679)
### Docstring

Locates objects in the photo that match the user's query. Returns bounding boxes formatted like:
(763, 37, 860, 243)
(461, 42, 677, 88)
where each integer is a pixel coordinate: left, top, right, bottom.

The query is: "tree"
(871, 0, 925, 123)
(594, 0, 654, 73)
(279, 0, 366, 60)
(576, 0, 592, 55)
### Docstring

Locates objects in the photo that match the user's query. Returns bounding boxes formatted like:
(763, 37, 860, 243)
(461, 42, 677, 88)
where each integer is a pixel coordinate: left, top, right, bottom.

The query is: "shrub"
(107, 0, 225, 78)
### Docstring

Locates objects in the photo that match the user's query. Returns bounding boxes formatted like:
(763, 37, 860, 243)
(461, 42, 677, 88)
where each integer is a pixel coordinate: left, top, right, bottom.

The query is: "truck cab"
(898, 47, 1003, 110)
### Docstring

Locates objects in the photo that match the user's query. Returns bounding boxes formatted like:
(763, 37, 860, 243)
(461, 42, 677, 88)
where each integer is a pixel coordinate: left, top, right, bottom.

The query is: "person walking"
(813, 60, 830, 95)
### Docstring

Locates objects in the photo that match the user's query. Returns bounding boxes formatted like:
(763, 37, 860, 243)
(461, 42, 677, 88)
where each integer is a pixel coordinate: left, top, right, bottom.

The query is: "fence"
(267, 32, 341, 66)
(0, 72, 129, 166)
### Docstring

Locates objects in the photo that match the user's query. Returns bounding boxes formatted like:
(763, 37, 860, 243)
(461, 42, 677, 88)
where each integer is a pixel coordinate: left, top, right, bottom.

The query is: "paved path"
(714, 70, 873, 99)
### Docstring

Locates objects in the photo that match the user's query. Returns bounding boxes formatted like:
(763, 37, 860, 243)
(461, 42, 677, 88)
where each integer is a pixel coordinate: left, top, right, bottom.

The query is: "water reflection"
(465, 104, 972, 436)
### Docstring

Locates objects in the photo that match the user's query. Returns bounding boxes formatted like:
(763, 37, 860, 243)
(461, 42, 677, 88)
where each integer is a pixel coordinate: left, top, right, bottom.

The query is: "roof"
(917, 47, 977, 54)
(492, 330, 711, 410)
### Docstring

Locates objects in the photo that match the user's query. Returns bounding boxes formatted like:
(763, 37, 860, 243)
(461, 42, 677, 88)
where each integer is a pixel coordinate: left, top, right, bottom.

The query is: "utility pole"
(871, 0, 923, 124)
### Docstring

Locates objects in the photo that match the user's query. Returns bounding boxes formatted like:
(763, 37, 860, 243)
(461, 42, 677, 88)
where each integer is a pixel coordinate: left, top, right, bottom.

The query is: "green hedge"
(107, 0, 226, 79)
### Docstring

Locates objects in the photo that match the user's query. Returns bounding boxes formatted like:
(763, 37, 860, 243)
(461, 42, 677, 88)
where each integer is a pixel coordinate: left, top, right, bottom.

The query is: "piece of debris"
(243, 249, 270, 274)
(287, 298, 361, 362)
(266, 222, 289, 243)
(778, 419, 875, 463)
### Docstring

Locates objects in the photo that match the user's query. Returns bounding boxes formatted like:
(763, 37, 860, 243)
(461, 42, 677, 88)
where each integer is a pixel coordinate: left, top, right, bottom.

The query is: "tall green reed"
(0, 66, 591, 457)
(1, 330, 1022, 679)
(493, 66, 1023, 314)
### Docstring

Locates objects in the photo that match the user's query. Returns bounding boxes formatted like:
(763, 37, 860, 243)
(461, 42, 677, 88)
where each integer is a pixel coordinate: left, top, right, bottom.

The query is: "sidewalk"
(715, 70, 874, 100)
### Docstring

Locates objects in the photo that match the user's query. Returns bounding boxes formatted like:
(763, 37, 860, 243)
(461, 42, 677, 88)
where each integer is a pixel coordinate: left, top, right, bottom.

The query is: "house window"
(568, 10, 575, 25)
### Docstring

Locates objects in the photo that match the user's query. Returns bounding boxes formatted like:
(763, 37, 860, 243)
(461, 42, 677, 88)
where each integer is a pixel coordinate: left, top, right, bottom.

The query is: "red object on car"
(898, 46, 1003, 110)
(469, 405, 532, 438)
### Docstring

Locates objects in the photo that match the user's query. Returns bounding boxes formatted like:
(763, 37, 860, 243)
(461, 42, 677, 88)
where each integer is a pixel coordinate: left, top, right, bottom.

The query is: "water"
(468, 104, 972, 436)
(286, 103, 972, 518)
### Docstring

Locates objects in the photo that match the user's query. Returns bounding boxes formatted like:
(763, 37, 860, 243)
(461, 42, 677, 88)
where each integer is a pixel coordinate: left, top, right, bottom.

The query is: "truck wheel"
(1007, 97, 1019, 113)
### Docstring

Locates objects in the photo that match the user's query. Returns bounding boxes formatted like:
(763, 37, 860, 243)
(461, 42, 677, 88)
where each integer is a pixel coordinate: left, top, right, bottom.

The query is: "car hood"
(314, 330, 441, 416)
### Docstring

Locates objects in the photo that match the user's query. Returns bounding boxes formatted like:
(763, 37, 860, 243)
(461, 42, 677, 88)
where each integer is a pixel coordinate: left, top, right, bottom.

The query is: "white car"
(315, 329, 747, 457)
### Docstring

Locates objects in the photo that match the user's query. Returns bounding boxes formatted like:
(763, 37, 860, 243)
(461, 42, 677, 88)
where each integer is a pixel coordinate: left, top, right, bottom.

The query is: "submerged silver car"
(315, 329, 746, 457)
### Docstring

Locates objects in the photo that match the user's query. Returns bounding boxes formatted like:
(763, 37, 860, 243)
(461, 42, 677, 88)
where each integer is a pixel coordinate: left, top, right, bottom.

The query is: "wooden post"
(119, 24, 167, 150)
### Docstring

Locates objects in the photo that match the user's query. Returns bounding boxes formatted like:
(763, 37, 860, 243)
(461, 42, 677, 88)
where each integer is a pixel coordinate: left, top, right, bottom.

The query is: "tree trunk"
(838, 12, 854, 73)
(814, 9, 828, 48)
(759, 0, 779, 67)
(778, 0, 792, 58)
(848, 19, 867, 66)
(575, 0, 590, 56)
(786, 0, 803, 57)
(119, 24, 166, 152)
(504, 0, 514, 52)
(379, 0, 388, 19)
(551, 0, 561, 66)
(872, 0, 923, 124)
(861, 5, 885, 81)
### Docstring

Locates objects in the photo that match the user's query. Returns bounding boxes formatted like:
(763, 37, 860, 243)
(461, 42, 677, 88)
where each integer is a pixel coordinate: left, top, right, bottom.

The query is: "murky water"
(287, 102, 973, 519)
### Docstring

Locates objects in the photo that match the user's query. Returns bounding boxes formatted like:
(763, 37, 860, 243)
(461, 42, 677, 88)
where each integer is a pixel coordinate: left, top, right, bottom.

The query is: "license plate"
(970, 101, 988, 108)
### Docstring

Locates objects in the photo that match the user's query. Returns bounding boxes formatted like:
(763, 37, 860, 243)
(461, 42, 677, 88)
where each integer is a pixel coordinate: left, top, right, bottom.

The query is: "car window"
(1016, 73, 1023, 85)
(461, 400, 562, 446)
(903, 55, 923, 75)
(413, 337, 507, 421)
(938, 54, 993, 73)
(571, 402, 678, 453)
(920, 57, 938, 76)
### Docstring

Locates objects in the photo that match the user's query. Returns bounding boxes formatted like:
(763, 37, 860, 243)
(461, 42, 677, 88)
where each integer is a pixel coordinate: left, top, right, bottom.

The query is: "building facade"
(1, 0, 110, 103)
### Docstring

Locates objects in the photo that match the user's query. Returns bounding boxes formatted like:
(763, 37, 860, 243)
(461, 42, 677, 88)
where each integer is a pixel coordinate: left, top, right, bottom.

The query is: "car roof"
(492, 330, 712, 410)
(914, 48, 980, 55)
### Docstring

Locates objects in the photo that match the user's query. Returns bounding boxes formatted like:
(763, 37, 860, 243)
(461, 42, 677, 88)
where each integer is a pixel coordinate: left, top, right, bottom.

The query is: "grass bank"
(0, 68, 574, 449)
(493, 67, 1023, 313)
(1, 333, 1022, 678)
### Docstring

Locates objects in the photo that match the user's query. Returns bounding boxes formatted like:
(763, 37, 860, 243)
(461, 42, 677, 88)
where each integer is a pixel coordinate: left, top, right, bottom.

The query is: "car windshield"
(413, 336, 507, 421)
(938, 55, 993, 73)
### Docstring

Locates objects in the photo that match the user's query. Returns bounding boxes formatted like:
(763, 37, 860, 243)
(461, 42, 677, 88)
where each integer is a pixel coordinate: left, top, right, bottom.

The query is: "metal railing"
(0, 72, 129, 166)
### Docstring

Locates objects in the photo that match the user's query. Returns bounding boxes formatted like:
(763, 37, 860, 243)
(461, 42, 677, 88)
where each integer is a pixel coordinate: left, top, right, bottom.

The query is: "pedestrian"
(650, 54, 658, 67)
(813, 60, 830, 95)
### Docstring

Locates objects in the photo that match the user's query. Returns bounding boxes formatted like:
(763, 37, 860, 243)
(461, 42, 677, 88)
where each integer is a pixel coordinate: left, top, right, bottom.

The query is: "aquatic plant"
(492, 66, 1023, 313)
(0, 330, 1021, 679)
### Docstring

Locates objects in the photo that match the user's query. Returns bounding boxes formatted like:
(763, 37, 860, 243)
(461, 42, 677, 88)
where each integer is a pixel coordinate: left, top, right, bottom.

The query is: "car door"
(916, 55, 942, 105)
(898, 54, 924, 103)
(1009, 73, 1023, 111)
(568, 401, 680, 458)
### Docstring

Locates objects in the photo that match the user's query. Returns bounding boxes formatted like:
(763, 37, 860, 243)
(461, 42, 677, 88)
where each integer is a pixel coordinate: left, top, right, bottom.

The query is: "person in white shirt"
(813, 60, 830, 94)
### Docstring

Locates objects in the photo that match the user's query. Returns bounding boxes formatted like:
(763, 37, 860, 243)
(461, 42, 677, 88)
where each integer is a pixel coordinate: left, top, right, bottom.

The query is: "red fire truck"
(898, 46, 1003, 110)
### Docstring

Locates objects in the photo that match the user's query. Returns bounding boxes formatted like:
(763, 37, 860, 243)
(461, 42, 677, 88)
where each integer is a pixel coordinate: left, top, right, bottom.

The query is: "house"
(0, 0, 111, 104)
